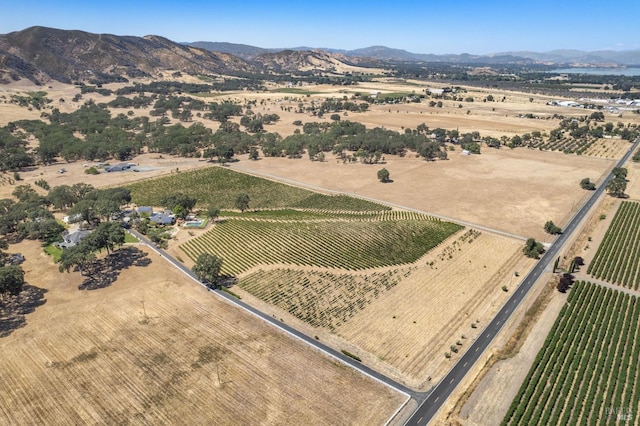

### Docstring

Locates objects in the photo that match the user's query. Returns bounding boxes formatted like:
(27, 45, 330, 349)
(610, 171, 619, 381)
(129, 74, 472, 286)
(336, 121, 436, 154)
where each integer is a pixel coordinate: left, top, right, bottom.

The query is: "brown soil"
(0, 239, 404, 425)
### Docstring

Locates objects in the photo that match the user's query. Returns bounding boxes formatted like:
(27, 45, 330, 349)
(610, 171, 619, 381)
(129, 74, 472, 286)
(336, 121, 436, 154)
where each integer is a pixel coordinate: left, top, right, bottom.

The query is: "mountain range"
(187, 41, 640, 66)
(1, 26, 638, 85)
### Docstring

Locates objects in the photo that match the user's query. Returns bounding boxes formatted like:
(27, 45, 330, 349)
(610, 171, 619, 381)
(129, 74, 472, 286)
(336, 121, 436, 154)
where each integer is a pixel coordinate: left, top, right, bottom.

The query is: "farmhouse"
(54, 229, 91, 249)
(149, 212, 175, 225)
(137, 206, 175, 225)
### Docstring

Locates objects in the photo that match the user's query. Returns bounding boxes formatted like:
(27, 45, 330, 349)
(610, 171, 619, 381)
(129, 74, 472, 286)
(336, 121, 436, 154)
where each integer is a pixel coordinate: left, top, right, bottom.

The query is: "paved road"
(126, 228, 417, 402)
(404, 135, 640, 425)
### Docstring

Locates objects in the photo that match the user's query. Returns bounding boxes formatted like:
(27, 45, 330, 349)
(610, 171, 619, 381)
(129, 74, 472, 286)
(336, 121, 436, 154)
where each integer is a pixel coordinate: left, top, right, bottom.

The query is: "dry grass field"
(625, 160, 640, 200)
(0, 239, 404, 425)
(226, 230, 535, 390)
(1, 75, 637, 422)
(335, 232, 535, 389)
(232, 147, 612, 240)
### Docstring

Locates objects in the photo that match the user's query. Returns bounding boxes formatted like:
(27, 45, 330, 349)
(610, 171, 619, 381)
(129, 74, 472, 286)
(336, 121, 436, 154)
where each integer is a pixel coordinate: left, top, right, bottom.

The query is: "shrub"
(341, 350, 362, 362)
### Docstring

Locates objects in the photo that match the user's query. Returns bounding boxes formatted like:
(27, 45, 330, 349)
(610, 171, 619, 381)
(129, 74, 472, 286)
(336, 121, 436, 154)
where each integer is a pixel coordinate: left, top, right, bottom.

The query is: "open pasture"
(0, 240, 404, 425)
(502, 281, 640, 426)
(233, 146, 613, 240)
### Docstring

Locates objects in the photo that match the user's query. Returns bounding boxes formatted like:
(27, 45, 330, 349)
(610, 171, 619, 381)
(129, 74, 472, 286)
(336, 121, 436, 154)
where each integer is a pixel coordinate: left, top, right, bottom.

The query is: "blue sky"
(2, 0, 639, 54)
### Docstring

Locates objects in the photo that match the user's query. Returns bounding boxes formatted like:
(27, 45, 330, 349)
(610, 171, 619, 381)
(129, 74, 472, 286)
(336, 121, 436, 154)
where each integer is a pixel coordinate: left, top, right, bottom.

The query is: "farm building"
(105, 163, 133, 172)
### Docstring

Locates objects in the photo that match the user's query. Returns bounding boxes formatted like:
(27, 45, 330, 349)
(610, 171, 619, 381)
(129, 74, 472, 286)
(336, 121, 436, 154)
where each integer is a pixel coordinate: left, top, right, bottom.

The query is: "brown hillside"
(0, 26, 256, 84)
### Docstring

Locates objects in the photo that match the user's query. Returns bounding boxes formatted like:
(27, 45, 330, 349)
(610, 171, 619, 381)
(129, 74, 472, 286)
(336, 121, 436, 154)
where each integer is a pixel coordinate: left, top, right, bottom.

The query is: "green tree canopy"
(0, 265, 25, 298)
(192, 253, 223, 286)
(544, 220, 562, 235)
(377, 168, 390, 183)
(235, 193, 250, 212)
(523, 238, 545, 259)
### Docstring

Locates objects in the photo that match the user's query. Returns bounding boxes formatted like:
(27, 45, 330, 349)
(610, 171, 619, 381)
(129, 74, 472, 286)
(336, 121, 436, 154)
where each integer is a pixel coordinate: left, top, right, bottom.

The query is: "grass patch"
(271, 88, 323, 95)
(341, 350, 362, 362)
(220, 287, 241, 299)
(44, 244, 63, 262)
(124, 232, 139, 243)
(127, 166, 389, 211)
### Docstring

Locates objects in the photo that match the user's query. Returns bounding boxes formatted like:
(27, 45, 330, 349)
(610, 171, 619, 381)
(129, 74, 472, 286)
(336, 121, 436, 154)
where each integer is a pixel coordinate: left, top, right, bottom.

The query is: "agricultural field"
(231, 229, 533, 388)
(502, 281, 640, 426)
(233, 145, 613, 240)
(587, 201, 640, 289)
(180, 210, 461, 275)
(240, 267, 411, 332)
(0, 240, 404, 425)
(524, 136, 630, 159)
(127, 166, 389, 211)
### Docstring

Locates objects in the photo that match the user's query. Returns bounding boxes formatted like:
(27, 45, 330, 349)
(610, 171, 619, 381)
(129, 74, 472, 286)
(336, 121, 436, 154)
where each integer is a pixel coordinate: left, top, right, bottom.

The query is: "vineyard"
(180, 212, 462, 275)
(240, 267, 411, 331)
(502, 281, 640, 425)
(521, 137, 629, 159)
(127, 166, 390, 211)
(587, 201, 640, 289)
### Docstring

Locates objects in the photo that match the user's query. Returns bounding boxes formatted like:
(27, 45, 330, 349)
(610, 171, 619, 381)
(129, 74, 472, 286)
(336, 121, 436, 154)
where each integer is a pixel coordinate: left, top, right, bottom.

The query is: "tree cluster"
(58, 221, 126, 276)
(607, 167, 628, 198)
(192, 253, 223, 287)
(557, 273, 574, 293)
(523, 238, 545, 259)
(544, 220, 562, 235)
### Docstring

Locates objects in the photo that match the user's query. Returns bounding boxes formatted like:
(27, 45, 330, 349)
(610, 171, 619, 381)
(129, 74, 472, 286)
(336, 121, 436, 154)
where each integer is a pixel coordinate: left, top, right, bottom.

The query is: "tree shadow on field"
(79, 246, 151, 291)
(0, 284, 48, 338)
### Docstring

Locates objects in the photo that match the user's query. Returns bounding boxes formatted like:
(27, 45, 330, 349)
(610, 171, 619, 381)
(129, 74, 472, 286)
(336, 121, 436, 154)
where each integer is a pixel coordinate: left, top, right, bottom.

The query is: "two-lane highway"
(405, 135, 640, 425)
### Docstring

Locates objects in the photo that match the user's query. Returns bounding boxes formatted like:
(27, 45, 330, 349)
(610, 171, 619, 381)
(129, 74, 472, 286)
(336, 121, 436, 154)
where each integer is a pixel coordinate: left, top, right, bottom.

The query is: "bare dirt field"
(232, 147, 612, 240)
(0, 239, 404, 425)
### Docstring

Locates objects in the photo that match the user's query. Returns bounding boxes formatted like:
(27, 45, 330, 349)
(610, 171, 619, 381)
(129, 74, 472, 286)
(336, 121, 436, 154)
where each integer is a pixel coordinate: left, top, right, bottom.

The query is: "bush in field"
(235, 193, 250, 212)
(580, 178, 596, 190)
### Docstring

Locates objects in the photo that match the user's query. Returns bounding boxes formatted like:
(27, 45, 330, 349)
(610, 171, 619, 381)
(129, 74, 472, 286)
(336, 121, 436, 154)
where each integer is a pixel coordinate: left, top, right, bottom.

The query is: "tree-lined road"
(404, 135, 640, 425)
